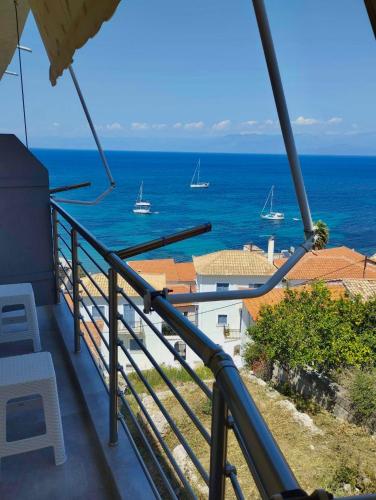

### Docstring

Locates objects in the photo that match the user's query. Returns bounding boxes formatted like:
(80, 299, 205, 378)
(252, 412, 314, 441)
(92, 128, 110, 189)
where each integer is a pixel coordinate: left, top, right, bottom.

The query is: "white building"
(193, 249, 277, 365)
(80, 271, 203, 372)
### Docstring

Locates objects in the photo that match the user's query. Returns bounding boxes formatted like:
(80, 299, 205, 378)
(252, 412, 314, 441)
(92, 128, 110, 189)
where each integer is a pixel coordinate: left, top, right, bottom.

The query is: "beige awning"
(0, 0, 30, 80)
(1, 0, 120, 85)
(29, 0, 121, 85)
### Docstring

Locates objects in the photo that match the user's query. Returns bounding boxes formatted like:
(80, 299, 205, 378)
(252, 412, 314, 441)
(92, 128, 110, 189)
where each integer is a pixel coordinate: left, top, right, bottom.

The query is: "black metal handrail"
(51, 200, 371, 500)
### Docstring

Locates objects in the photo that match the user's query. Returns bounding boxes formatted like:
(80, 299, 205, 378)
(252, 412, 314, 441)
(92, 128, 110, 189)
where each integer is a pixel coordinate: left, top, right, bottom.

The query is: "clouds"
(97, 115, 345, 136)
(131, 122, 149, 130)
(212, 119, 231, 131)
(293, 116, 343, 126)
(327, 117, 343, 125)
(293, 116, 320, 126)
(184, 121, 205, 130)
(106, 122, 123, 130)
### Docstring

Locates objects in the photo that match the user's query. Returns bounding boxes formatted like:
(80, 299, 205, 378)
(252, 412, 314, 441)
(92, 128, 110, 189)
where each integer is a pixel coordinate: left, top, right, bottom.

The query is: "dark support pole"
(209, 383, 228, 500)
(71, 229, 81, 352)
(52, 208, 60, 304)
(109, 268, 119, 446)
(252, 0, 314, 239)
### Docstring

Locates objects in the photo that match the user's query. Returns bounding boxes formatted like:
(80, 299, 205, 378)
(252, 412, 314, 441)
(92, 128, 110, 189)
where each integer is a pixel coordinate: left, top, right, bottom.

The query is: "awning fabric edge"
(29, 0, 121, 85)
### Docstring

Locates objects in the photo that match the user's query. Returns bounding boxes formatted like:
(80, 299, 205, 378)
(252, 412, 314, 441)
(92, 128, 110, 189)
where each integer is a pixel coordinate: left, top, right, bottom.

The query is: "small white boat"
(133, 181, 152, 214)
(190, 159, 209, 188)
(260, 185, 284, 220)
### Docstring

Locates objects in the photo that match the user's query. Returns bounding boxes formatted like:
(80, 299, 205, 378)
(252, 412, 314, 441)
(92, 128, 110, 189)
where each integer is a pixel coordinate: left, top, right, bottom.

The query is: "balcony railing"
(51, 200, 366, 500)
(223, 327, 242, 340)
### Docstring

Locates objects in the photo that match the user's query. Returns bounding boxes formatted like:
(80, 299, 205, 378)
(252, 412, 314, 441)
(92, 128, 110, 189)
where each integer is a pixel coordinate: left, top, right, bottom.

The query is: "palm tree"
(313, 220, 329, 250)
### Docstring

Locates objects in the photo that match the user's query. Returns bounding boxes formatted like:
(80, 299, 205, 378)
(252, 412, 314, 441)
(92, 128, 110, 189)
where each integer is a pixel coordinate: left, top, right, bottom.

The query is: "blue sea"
(33, 149, 376, 260)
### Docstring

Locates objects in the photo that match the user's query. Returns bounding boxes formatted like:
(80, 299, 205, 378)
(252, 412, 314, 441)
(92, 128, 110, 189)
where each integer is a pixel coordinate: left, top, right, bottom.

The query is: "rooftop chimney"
(267, 236, 275, 264)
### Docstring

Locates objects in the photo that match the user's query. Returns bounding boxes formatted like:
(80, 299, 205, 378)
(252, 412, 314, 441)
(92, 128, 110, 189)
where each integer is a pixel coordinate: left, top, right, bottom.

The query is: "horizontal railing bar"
(52, 200, 113, 257)
(79, 261, 109, 303)
(117, 397, 177, 500)
(58, 233, 72, 254)
(118, 289, 212, 398)
(167, 237, 314, 304)
(229, 471, 245, 500)
(60, 287, 74, 313)
(79, 280, 110, 327)
(58, 263, 73, 288)
(117, 411, 166, 500)
(78, 243, 109, 278)
(118, 341, 209, 485)
(79, 299, 110, 350)
(50, 181, 91, 194)
(58, 247, 73, 272)
(117, 315, 211, 445)
(52, 201, 303, 497)
(117, 366, 195, 498)
(80, 324, 109, 392)
(216, 368, 299, 499)
(116, 223, 212, 260)
(57, 218, 72, 237)
(81, 317, 110, 372)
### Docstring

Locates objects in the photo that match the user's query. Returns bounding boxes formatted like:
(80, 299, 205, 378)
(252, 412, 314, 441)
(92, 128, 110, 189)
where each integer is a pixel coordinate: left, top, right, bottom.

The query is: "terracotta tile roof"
(80, 272, 166, 298)
(168, 283, 197, 307)
(342, 279, 376, 301)
(175, 262, 196, 282)
(243, 284, 345, 321)
(274, 246, 376, 281)
(127, 258, 196, 283)
(127, 258, 178, 281)
(193, 250, 276, 276)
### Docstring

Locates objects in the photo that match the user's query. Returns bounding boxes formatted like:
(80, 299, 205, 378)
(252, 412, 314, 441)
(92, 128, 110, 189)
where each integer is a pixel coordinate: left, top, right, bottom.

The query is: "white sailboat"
(190, 159, 209, 188)
(260, 185, 284, 220)
(133, 181, 152, 214)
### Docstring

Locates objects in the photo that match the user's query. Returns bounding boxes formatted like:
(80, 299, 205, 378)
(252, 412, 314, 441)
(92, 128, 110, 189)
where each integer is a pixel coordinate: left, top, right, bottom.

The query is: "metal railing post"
(52, 208, 60, 304)
(109, 268, 119, 446)
(71, 229, 81, 352)
(209, 383, 228, 500)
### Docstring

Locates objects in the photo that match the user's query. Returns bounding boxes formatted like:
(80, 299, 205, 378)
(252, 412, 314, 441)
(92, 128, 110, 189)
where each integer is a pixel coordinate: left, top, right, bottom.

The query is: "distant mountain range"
(32, 131, 376, 156)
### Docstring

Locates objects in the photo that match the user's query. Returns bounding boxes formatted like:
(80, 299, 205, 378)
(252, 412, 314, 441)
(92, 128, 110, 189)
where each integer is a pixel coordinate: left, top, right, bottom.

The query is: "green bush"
(244, 282, 376, 375)
(349, 368, 376, 430)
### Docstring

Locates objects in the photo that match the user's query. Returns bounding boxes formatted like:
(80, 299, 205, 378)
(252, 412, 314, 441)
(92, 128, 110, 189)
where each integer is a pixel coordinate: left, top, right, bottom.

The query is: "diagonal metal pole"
(252, 0, 314, 238)
(167, 0, 316, 305)
(53, 65, 115, 205)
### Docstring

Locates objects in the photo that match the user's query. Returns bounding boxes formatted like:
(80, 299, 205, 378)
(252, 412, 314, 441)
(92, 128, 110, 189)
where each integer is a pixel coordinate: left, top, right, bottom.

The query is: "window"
(216, 283, 229, 292)
(92, 305, 105, 319)
(183, 311, 188, 317)
(174, 341, 186, 361)
(129, 338, 144, 351)
(122, 303, 135, 327)
(217, 314, 228, 326)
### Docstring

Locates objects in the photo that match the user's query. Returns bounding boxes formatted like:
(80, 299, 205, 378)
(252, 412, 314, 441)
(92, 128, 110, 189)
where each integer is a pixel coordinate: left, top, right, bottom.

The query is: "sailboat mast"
(270, 185, 274, 212)
(140, 181, 143, 202)
(197, 159, 200, 183)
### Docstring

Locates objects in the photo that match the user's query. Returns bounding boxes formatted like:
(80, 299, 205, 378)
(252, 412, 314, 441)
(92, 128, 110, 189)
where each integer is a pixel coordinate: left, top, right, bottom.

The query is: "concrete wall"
(0, 135, 55, 305)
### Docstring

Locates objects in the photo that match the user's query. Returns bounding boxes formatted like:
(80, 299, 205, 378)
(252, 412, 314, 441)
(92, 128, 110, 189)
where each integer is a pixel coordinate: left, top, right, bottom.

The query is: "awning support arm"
(53, 64, 115, 205)
(167, 237, 314, 305)
(167, 0, 316, 305)
(252, 0, 314, 238)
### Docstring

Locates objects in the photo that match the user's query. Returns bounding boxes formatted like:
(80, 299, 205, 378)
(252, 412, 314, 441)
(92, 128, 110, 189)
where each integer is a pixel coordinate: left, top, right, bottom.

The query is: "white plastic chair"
(0, 283, 41, 351)
(0, 352, 66, 467)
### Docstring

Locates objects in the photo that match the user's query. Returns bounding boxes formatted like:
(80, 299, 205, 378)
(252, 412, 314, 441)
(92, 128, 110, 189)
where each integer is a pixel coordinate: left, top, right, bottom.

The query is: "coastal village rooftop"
(274, 246, 376, 281)
(193, 249, 276, 276)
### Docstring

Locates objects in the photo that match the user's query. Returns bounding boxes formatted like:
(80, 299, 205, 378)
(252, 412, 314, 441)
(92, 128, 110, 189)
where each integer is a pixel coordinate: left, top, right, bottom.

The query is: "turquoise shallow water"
(33, 149, 376, 260)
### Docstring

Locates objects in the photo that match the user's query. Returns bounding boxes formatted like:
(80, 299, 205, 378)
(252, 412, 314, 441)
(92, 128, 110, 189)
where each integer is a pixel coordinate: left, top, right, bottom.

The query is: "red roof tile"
(274, 246, 376, 281)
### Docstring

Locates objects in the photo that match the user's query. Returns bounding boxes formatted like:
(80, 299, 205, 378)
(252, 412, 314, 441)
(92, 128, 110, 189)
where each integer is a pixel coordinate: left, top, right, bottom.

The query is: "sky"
(1, 0, 376, 154)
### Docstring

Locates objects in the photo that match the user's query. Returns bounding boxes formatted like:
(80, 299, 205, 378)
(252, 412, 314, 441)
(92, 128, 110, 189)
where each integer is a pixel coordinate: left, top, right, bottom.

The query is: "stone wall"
(271, 363, 354, 422)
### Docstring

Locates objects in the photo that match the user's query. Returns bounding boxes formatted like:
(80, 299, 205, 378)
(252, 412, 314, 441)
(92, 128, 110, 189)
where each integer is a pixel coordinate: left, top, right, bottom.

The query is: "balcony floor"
(0, 307, 116, 499)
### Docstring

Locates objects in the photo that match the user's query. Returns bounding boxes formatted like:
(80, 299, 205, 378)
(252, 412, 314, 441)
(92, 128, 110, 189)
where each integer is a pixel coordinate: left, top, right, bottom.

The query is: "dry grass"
(123, 369, 376, 498)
